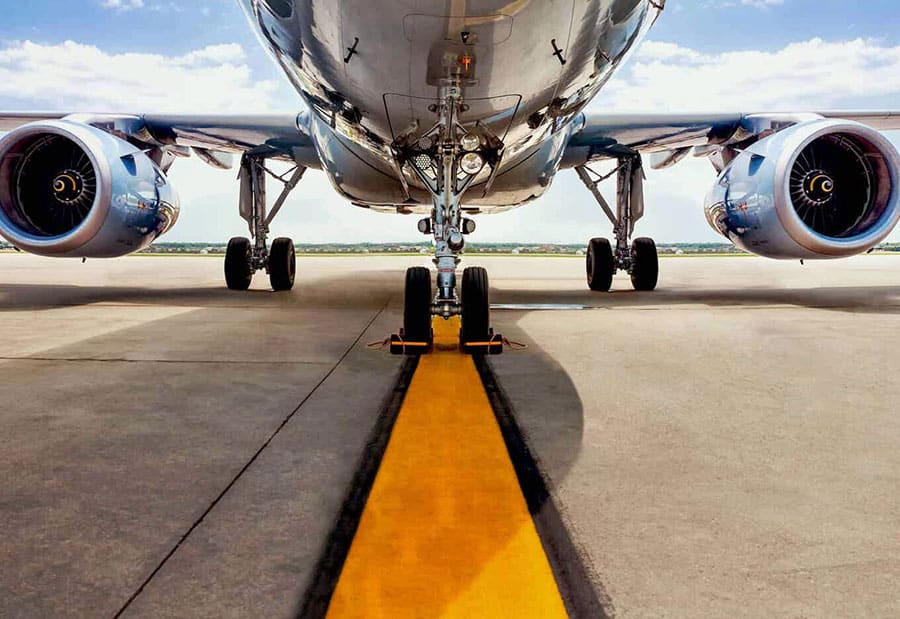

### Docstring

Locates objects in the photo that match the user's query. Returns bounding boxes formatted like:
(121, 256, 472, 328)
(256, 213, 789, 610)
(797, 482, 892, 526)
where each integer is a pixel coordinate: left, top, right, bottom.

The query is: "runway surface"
(1, 253, 898, 617)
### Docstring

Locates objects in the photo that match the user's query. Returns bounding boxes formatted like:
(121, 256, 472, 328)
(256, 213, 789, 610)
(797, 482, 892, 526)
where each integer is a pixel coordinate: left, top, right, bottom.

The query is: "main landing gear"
(225, 154, 306, 292)
(576, 154, 659, 292)
(390, 84, 502, 355)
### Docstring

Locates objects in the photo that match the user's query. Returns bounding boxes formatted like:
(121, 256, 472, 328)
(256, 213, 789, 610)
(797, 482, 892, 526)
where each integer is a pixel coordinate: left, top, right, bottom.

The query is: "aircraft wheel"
(269, 237, 296, 291)
(461, 266, 490, 344)
(586, 237, 615, 292)
(403, 267, 432, 345)
(630, 237, 659, 291)
(225, 236, 253, 291)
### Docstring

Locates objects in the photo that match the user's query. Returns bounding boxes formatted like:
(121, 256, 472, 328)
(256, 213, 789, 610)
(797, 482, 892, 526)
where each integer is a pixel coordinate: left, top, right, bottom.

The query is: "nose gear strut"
(390, 85, 503, 354)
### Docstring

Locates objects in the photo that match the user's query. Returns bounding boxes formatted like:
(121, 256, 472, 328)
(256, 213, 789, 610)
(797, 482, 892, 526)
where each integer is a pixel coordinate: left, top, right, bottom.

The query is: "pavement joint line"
(1, 357, 333, 365)
(112, 302, 390, 619)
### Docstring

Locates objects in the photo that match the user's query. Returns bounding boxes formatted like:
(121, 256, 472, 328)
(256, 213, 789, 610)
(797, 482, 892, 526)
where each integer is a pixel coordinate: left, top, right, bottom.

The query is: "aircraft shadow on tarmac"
(0, 274, 396, 312)
(491, 285, 900, 315)
(3, 279, 900, 315)
(0, 272, 598, 510)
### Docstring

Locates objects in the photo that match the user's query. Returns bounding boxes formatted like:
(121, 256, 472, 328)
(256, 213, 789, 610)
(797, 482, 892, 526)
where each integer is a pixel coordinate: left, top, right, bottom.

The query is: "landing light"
(460, 133, 481, 152)
(460, 152, 484, 175)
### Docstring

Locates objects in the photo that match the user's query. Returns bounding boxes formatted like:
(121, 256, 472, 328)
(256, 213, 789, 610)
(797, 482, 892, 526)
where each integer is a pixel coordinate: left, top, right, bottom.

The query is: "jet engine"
(0, 120, 179, 258)
(704, 119, 900, 258)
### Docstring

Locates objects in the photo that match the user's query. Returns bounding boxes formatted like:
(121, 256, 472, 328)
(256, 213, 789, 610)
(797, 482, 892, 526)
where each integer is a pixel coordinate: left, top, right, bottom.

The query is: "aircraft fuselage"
(239, 0, 658, 213)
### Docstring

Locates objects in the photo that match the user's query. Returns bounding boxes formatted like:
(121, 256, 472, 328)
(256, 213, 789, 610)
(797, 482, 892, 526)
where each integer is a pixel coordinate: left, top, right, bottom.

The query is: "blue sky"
(2, 1, 900, 244)
(660, 1, 900, 52)
(2, 1, 252, 53)
(6, 1, 898, 61)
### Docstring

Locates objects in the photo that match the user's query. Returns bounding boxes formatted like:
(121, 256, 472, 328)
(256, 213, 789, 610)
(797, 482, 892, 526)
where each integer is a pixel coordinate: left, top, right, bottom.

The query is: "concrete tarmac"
(1, 253, 898, 617)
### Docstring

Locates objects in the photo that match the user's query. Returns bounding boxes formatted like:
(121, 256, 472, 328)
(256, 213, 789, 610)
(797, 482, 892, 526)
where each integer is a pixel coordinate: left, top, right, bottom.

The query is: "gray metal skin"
(704, 119, 900, 259)
(0, 121, 179, 258)
(239, 0, 662, 215)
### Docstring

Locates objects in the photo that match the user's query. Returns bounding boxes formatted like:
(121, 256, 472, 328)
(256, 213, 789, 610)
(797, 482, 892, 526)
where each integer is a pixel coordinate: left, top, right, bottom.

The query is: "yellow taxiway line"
(327, 317, 567, 618)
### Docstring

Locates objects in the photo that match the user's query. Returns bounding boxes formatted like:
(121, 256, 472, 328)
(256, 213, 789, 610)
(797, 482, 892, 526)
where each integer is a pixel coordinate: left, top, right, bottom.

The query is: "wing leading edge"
(0, 111, 317, 167)
(563, 111, 900, 170)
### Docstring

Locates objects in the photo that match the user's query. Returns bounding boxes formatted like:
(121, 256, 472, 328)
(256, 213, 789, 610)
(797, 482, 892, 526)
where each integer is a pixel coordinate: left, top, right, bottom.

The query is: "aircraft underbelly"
(243, 0, 655, 209)
(337, 0, 574, 150)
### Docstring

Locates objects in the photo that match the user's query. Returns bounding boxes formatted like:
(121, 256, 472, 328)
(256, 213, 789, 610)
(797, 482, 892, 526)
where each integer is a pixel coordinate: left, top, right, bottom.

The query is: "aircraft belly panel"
(335, 0, 574, 145)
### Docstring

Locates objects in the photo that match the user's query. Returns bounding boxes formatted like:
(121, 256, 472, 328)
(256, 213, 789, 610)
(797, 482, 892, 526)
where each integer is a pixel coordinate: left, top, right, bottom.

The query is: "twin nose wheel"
(399, 266, 498, 354)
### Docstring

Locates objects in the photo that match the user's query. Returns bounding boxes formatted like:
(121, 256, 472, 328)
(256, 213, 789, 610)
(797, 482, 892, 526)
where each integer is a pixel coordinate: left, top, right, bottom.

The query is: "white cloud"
(0, 40, 289, 113)
(595, 37, 900, 112)
(101, 0, 144, 10)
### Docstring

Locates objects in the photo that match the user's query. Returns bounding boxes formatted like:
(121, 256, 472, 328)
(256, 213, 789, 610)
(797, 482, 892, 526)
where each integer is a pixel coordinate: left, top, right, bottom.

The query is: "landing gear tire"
(403, 267, 432, 345)
(586, 237, 615, 292)
(225, 236, 253, 291)
(461, 266, 490, 344)
(630, 237, 658, 291)
(269, 237, 296, 291)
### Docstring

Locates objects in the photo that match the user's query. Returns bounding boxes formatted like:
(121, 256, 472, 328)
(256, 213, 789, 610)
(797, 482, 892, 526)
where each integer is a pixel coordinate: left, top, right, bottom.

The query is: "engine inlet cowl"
(705, 119, 900, 259)
(0, 120, 179, 258)
(12, 134, 98, 237)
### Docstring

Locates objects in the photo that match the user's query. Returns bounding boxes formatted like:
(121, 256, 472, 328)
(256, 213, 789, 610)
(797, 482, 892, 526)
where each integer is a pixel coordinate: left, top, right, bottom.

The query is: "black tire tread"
(461, 266, 490, 343)
(403, 267, 432, 343)
(630, 237, 659, 291)
(586, 237, 615, 292)
(225, 237, 252, 291)
(269, 237, 296, 291)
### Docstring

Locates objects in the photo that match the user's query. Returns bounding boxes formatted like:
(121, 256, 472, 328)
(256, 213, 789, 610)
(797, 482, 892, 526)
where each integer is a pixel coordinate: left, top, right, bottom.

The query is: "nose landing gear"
(390, 85, 502, 355)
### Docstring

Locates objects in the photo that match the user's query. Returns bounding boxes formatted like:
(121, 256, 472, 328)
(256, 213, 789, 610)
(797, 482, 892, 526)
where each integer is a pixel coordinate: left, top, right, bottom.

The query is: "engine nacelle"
(0, 121, 179, 258)
(704, 119, 900, 259)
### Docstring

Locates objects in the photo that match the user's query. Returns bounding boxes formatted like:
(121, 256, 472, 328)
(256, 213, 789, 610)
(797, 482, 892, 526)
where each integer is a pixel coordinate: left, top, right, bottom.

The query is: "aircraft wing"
(0, 111, 317, 167)
(563, 111, 900, 169)
(0, 112, 67, 131)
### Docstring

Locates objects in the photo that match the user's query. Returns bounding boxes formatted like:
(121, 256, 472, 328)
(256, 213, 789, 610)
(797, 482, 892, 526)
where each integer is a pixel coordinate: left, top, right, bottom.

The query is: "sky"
(2, 0, 900, 244)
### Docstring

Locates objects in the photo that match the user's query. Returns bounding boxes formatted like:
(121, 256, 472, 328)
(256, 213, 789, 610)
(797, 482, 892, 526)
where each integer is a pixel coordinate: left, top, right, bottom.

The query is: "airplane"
(1, 0, 899, 352)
